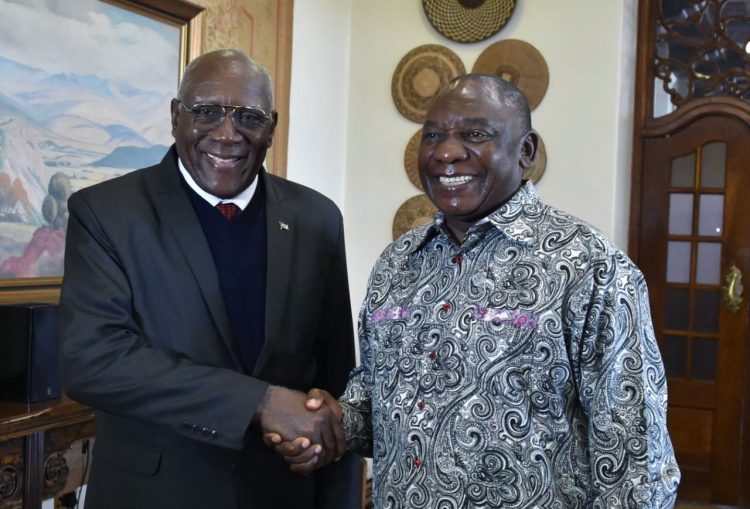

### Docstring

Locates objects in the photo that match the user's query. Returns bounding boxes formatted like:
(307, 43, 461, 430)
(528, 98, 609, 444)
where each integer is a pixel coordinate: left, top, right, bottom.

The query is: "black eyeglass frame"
(177, 101, 273, 132)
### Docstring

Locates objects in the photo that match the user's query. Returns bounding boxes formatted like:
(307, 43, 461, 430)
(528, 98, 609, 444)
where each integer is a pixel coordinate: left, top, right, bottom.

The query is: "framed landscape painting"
(0, 0, 203, 301)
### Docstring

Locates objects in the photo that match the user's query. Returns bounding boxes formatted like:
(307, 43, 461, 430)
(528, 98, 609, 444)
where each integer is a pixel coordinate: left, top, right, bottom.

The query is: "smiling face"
(170, 52, 277, 198)
(418, 76, 537, 242)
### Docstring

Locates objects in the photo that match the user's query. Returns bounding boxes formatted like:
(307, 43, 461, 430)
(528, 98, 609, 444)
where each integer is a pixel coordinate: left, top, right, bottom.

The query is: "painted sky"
(0, 0, 180, 96)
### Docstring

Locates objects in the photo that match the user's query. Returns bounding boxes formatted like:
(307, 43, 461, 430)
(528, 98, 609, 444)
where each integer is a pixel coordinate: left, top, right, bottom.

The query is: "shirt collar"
(398, 180, 541, 257)
(481, 180, 541, 246)
(177, 157, 257, 210)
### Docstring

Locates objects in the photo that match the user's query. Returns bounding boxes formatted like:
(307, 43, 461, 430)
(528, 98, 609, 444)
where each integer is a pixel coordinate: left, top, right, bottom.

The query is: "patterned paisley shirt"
(340, 182, 680, 508)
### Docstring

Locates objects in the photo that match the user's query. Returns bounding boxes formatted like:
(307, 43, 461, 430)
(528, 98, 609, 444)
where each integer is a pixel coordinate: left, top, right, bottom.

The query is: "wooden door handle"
(723, 265, 744, 313)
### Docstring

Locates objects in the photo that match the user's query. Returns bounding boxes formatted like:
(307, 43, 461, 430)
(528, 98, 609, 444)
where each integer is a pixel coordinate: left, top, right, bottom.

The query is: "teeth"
(439, 175, 474, 186)
(206, 153, 238, 163)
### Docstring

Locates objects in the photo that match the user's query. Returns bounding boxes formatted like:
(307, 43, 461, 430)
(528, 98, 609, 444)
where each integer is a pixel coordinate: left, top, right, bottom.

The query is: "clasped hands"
(258, 386, 345, 474)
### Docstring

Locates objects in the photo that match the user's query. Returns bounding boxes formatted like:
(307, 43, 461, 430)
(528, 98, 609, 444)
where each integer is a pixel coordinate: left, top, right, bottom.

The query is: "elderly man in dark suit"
(58, 49, 358, 509)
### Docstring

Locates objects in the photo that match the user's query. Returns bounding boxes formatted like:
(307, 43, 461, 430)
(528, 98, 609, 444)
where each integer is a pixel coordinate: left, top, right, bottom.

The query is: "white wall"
(286, 0, 352, 209)
(290, 0, 638, 323)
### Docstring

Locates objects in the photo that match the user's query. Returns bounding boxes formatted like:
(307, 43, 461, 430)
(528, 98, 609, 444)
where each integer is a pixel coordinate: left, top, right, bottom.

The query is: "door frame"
(629, 0, 750, 504)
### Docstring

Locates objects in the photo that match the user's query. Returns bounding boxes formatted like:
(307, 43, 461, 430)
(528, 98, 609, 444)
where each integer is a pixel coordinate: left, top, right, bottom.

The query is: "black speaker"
(0, 303, 61, 403)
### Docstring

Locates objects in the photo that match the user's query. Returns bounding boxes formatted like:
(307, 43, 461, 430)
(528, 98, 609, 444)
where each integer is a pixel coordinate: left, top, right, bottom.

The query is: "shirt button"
(212, 430, 221, 439)
(429, 351, 437, 360)
(417, 400, 425, 410)
(452, 255, 463, 264)
(441, 302, 451, 311)
(413, 458, 422, 468)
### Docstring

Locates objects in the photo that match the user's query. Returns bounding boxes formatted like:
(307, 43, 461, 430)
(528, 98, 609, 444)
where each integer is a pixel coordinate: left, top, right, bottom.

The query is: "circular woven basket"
(403, 129, 424, 191)
(392, 45, 466, 123)
(422, 0, 516, 43)
(392, 194, 437, 240)
(472, 39, 549, 111)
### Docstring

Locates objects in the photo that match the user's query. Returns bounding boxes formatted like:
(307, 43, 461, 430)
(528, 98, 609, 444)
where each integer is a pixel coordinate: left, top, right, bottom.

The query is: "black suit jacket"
(58, 148, 359, 508)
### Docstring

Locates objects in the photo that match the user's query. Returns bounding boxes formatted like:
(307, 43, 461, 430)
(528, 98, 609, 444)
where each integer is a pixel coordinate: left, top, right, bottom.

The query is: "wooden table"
(0, 396, 95, 509)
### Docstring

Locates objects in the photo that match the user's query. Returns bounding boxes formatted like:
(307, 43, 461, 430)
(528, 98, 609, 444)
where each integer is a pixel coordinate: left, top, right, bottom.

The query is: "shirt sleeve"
(339, 304, 375, 456)
(570, 252, 681, 507)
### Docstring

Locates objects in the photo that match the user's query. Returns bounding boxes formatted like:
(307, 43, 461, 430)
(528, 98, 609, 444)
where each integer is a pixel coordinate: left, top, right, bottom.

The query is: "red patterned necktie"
(216, 202, 240, 220)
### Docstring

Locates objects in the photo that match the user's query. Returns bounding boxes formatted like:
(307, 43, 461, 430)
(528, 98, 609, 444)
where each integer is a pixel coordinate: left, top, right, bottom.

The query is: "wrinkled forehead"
(425, 80, 516, 127)
(182, 62, 272, 109)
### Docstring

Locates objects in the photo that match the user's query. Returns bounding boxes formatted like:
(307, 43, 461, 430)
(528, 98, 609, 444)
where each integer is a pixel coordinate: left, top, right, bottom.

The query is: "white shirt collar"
(177, 157, 257, 210)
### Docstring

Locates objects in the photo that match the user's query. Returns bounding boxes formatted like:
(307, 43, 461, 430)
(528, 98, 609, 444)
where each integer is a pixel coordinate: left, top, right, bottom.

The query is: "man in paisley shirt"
(269, 74, 681, 507)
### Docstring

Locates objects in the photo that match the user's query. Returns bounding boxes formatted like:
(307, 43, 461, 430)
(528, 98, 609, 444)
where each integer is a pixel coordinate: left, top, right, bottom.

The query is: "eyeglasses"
(179, 102, 272, 132)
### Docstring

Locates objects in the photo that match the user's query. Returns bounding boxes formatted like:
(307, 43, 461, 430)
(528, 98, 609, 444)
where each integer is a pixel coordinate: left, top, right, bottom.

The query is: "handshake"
(257, 386, 346, 475)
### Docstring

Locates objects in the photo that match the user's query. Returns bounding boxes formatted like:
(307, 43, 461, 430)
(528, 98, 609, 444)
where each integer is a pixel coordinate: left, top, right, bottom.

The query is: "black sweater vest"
(184, 177, 267, 373)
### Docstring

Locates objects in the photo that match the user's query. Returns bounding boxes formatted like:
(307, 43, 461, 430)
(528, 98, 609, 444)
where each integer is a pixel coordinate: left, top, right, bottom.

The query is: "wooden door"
(635, 115, 750, 504)
(630, 1, 750, 504)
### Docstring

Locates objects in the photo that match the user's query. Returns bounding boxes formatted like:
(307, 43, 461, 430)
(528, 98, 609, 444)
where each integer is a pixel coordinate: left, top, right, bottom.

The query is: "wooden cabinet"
(0, 397, 94, 509)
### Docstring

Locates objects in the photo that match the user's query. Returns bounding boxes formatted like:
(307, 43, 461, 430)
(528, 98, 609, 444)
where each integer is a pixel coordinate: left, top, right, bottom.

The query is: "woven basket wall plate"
(472, 39, 549, 111)
(404, 129, 424, 191)
(523, 132, 547, 184)
(392, 194, 437, 240)
(422, 0, 516, 43)
(392, 45, 466, 123)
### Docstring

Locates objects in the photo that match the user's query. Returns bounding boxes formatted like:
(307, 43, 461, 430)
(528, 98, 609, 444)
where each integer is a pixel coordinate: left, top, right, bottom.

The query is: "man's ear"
(170, 98, 180, 138)
(266, 110, 279, 148)
(519, 130, 539, 170)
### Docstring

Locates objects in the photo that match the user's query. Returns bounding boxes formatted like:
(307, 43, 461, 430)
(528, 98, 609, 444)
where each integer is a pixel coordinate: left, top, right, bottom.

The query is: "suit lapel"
(147, 149, 241, 368)
(254, 172, 295, 375)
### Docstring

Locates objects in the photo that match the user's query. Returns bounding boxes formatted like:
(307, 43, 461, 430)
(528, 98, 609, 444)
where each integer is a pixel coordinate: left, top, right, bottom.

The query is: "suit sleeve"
(58, 191, 268, 450)
(311, 212, 363, 509)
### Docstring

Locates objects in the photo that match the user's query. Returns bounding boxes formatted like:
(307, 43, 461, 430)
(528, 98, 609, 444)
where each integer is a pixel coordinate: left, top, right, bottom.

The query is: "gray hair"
(177, 49, 274, 106)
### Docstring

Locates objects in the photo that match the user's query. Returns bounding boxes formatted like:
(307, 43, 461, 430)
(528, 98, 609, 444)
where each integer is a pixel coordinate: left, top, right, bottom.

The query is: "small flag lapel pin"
(278, 221, 289, 231)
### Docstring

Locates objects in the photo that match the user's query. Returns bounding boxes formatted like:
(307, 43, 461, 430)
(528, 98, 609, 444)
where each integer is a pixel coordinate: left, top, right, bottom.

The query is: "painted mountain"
(0, 55, 172, 277)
